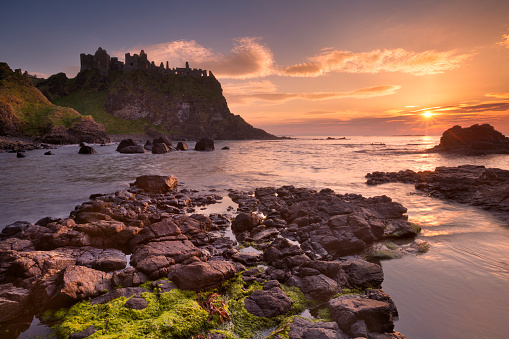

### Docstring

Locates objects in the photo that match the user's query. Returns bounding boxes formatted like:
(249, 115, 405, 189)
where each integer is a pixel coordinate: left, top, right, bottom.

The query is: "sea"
(1, 136, 509, 339)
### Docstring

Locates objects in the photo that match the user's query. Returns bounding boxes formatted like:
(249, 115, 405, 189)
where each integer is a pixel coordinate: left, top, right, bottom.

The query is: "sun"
(421, 111, 435, 118)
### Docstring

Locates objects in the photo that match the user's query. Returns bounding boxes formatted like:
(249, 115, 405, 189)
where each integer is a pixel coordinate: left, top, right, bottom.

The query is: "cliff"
(39, 68, 277, 140)
(0, 63, 109, 143)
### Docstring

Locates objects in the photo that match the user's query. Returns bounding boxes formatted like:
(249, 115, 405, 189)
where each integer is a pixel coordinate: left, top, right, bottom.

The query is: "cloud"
(280, 48, 472, 77)
(225, 85, 401, 105)
(119, 37, 275, 79)
(221, 81, 277, 95)
(498, 30, 509, 49)
(486, 92, 509, 99)
(429, 101, 509, 114)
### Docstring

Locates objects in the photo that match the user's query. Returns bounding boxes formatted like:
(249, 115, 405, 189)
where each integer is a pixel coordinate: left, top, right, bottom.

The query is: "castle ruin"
(80, 47, 214, 78)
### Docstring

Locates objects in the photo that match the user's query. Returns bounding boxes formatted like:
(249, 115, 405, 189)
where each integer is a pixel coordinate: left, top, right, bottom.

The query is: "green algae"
(49, 272, 309, 339)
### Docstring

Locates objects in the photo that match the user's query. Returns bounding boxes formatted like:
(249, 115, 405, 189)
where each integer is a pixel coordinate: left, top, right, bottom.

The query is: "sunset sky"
(2, 0, 509, 136)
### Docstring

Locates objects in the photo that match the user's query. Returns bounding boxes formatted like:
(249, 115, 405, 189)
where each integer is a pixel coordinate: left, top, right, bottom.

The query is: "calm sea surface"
(1, 136, 509, 338)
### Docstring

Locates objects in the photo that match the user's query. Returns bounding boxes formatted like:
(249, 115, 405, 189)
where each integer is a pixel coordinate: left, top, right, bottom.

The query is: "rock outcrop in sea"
(0, 175, 423, 338)
(427, 124, 509, 155)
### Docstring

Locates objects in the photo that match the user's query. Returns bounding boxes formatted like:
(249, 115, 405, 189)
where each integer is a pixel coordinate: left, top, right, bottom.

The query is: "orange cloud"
(486, 92, 509, 99)
(498, 30, 509, 49)
(281, 48, 472, 77)
(119, 37, 274, 79)
(225, 85, 401, 105)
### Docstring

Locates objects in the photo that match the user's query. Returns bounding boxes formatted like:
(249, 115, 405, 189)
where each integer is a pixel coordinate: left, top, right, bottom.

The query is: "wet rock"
(131, 175, 178, 194)
(144, 140, 153, 151)
(111, 267, 148, 288)
(328, 294, 395, 336)
(231, 251, 261, 266)
(69, 325, 97, 339)
(152, 142, 170, 154)
(90, 287, 148, 305)
(340, 259, 384, 289)
(152, 279, 178, 293)
(116, 139, 136, 152)
(289, 317, 347, 339)
(44, 151, 54, 155)
(16, 151, 25, 158)
(118, 145, 146, 153)
(232, 212, 261, 233)
(125, 296, 148, 309)
(244, 280, 293, 318)
(78, 143, 97, 154)
(176, 141, 188, 150)
(301, 274, 339, 301)
(32, 265, 111, 309)
(195, 138, 215, 151)
(0, 238, 34, 252)
(1, 221, 32, 239)
(0, 284, 32, 322)
(153, 136, 173, 148)
(170, 260, 236, 291)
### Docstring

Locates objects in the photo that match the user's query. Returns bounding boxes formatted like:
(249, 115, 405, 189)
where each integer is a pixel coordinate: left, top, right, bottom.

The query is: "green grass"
(53, 90, 167, 135)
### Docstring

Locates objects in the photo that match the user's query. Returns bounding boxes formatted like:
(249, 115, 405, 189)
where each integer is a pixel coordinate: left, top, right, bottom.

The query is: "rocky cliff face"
(103, 70, 275, 139)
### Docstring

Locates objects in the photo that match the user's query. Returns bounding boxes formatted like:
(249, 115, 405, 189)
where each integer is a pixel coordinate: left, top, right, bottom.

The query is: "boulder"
(340, 259, 384, 289)
(289, 317, 347, 339)
(131, 175, 178, 193)
(116, 139, 137, 152)
(301, 274, 339, 301)
(32, 265, 112, 309)
(44, 151, 54, 155)
(78, 144, 97, 154)
(16, 151, 26, 158)
(328, 294, 395, 336)
(151, 142, 170, 154)
(118, 145, 146, 154)
(153, 136, 173, 148)
(170, 261, 236, 291)
(68, 116, 110, 144)
(176, 141, 188, 151)
(195, 138, 215, 151)
(232, 213, 261, 233)
(244, 280, 293, 318)
(111, 267, 148, 288)
(144, 140, 153, 151)
(0, 284, 32, 322)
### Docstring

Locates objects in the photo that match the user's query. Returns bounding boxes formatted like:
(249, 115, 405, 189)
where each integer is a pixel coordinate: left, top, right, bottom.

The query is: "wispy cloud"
(225, 84, 401, 105)
(486, 92, 509, 99)
(498, 30, 509, 49)
(280, 48, 472, 77)
(118, 37, 275, 79)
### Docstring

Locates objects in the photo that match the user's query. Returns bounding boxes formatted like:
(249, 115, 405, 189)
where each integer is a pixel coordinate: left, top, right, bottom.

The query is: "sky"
(2, 0, 509, 136)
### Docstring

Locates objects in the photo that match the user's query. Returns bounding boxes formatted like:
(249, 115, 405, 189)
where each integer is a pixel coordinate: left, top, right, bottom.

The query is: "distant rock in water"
(176, 142, 188, 151)
(116, 139, 137, 152)
(78, 143, 97, 154)
(195, 138, 215, 151)
(427, 124, 509, 155)
(151, 142, 170, 154)
(16, 151, 26, 158)
(118, 145, 145, 154)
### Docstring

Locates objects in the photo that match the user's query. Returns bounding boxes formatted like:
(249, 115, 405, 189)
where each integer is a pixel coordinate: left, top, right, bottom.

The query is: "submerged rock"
(195, 138, 215, 151)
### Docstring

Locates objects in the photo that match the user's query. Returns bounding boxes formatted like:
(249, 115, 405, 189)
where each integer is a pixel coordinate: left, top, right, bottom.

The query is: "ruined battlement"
(80, 47, 214, 78)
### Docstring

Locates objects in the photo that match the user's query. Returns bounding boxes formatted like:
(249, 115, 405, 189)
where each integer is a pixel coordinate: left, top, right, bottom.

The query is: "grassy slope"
(0, 63, 82, 136)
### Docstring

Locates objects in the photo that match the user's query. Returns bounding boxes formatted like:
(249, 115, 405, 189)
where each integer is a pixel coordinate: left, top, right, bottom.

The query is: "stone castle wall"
(80, 47, 213, 78)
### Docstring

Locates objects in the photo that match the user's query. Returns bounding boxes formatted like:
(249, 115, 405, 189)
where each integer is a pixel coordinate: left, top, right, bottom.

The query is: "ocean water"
(1, 136, 509, 338)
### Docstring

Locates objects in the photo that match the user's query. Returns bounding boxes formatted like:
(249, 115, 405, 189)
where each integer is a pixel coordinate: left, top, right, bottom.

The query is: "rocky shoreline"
(0, 175, 428, 338)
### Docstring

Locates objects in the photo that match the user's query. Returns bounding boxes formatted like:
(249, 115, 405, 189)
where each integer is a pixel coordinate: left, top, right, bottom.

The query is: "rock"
(116, 139, 137, 152)
(195, 138, 215, 151)
(90, 287, 148, 305)
(176, 141, 188, 150)
(170, 260, 236, 291)
(69, 325, 98, 339)
(1, 221, 32, 239)
(244, 280, 293, 318)
(221, 146, 230, 150)
(118, 145, 146, 153)
(16, 151, 25, 158)
(124, 296, 148, 309)
(68, 116, 110, 144)
(153, 136, 173, 148)
(44, 151, 54, 155)
(144, 140, 153, 151)
(152, 142, 170, 154)
(301, 274, 339, 301)
(78, 144, 97, 154)
(131, 175, 178, 193)
(289, 317, 347, 339)
(340, 259, 384, 289)
(32, 265, 111, 309)
(0, 284, 32, 322)
(111, 267, 148, 288)
(232, 213, 261, 233)
(427, 124, 509, 155)
(328, 294, 395, 336)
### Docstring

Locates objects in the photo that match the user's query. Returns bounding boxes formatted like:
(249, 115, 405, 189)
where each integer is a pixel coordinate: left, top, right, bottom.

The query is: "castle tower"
(93, 47, 110, 76)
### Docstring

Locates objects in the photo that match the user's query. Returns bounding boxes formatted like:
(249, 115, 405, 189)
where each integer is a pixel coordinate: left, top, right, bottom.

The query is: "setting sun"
(422, 112, 436, 118)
